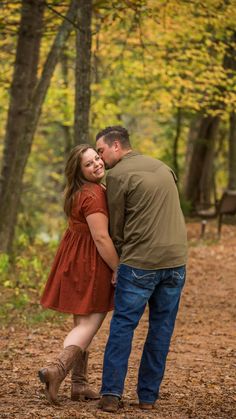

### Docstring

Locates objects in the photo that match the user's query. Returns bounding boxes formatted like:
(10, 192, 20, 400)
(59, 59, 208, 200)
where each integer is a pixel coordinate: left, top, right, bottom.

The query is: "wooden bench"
(196, 189, 236, 237)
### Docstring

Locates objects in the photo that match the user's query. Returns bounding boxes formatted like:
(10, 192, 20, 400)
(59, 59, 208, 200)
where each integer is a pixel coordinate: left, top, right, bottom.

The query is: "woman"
(38, 144, 119, 404)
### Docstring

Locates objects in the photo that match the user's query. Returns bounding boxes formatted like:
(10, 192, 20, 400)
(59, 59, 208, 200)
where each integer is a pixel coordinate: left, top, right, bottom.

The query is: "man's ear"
(114, 140, 120, 151)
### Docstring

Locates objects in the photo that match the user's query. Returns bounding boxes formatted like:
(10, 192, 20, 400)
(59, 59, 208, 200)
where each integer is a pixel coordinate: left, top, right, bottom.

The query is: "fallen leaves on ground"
(0, 222, 235, 419)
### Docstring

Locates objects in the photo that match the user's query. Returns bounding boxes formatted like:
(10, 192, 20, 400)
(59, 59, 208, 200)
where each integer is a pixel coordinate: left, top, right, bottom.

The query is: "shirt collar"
(120, 150, 140, 160)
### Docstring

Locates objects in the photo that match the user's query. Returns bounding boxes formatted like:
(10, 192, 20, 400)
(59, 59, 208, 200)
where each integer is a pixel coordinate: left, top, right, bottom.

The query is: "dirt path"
(0, 222, 235, 419)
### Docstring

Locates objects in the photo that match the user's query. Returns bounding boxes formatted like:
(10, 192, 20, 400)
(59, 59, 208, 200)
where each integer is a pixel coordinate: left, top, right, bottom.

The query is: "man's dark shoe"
(98, 395, 122, 412)
(139, 402, 155, 410)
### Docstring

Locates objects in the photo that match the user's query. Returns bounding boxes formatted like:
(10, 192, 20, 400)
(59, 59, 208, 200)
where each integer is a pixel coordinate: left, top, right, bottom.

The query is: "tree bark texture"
(60, 52, 73, 158)
(74, 0, 93, 145)
(183, 116, 202, 192)
(0, 0, 44, 252)
(184, 114, 220, 210)
(228, 111, 236, 189)
(224, 31, 236, 190)
(0, 0, 79, 253)
(173, 107, 182, 179)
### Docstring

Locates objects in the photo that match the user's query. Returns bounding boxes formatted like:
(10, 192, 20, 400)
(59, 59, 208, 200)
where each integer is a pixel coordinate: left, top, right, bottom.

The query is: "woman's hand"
(111, 269, 118, 286)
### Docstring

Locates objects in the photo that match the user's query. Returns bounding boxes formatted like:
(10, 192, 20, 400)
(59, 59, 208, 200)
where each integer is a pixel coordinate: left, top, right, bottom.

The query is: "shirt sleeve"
(106, 173, 125, 257)
(81, 185, 108, 218)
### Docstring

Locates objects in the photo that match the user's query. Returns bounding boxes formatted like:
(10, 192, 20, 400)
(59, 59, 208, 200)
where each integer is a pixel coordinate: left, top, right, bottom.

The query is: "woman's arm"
(86, 212, 119, 271)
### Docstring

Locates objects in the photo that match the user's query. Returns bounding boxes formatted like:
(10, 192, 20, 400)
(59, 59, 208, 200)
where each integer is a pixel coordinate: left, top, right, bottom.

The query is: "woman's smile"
(81, 149, 105, 182)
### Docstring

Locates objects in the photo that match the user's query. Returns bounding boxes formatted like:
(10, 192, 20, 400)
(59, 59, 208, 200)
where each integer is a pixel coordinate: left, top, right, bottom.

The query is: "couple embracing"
(38, 125, 187, 412)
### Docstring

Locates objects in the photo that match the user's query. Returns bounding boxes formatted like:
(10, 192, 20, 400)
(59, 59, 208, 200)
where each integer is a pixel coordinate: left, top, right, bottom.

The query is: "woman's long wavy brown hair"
(64, 144, 96, 217)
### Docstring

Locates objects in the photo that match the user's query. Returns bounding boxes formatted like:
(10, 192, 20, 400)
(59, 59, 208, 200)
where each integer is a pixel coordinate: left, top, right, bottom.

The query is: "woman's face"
(81, 148, 105, 183)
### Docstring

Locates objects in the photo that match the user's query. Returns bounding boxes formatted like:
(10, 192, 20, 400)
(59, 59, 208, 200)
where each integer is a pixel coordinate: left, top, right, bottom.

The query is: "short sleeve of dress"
(81, 184, 108, 218)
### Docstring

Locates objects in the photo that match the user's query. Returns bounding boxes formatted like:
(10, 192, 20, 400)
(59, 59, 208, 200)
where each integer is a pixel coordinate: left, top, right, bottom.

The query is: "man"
(96, 126, 187, 412)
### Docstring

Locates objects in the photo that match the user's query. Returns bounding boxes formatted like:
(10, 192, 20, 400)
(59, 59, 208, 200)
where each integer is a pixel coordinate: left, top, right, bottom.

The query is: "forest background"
(0, 0, 236, 323)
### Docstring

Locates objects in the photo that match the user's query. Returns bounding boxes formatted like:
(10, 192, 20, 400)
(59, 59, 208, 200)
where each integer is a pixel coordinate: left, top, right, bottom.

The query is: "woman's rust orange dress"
(40, 183, 114, 315)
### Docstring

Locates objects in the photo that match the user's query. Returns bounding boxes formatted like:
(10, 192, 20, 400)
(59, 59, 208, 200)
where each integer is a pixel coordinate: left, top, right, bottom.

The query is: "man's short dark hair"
(96, 125, 131, 149)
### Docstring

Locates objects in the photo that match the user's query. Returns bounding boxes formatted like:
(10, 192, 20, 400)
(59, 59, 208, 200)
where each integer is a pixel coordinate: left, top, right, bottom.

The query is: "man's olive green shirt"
(106, 151, 187, 269)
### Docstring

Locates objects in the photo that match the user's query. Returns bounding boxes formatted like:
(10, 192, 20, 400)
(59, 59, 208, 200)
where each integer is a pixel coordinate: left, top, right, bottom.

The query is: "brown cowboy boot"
(38, 345, 81, 404)
(71, 350, 99, 400)
(98, 395, 123, 412)
(139, 402, 155, 410)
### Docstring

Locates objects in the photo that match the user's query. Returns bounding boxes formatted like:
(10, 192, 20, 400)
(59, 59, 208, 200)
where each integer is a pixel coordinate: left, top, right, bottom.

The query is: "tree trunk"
(74, 0, 93, 145)
(60, 51, 73, 158)
(228, 111, 236, 189)
(183, 115, 202, 192)
(0, 0, 44, 252)
(199, 116, 219, 205)
(173, 107, 182, 179)
(184, 30, 236, 209)
(224, 32, 236, 190)
(0, 0, 79, 253)
(184, 114, 219, 210)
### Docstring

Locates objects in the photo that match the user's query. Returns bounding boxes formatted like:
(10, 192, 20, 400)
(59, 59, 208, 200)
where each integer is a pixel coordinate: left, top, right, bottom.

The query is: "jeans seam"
(132, 270, 156, 280)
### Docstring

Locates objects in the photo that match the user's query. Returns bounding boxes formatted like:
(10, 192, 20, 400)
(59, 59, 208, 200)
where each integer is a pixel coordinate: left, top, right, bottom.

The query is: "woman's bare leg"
(63, 312, 106, 350)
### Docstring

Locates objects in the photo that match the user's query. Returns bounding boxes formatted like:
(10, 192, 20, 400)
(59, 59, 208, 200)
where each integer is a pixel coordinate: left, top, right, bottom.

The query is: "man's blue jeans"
(101, 263, 186, 404)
